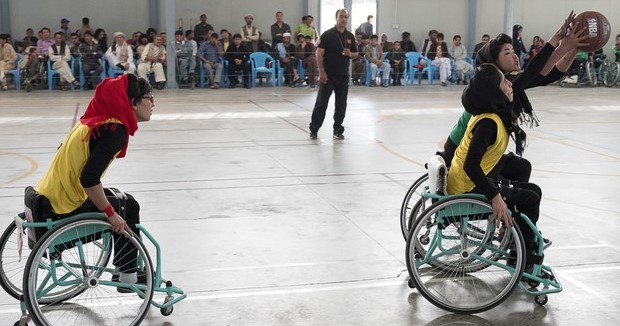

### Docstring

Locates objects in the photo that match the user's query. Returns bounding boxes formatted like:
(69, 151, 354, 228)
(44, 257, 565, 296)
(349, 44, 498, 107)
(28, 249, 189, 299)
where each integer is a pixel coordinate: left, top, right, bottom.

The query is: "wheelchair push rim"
(406, 196, 526, 314)
(23, 217, 154, 326)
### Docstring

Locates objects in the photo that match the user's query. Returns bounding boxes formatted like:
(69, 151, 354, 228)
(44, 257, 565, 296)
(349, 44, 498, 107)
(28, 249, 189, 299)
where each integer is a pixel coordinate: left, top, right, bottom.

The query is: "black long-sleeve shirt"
(463, 119, 499, 200)
(80, 123, 126, 188)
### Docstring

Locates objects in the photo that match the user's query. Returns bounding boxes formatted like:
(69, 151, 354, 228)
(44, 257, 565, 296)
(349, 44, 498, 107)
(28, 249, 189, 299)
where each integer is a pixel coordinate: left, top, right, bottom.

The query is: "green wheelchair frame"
(406, 193, 562, 314)
(9, 211, 186, 326)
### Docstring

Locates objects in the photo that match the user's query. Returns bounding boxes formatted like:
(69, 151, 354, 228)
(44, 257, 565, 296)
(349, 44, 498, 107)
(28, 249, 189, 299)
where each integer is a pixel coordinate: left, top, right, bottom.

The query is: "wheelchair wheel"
(604, 62, 620, 87)
(406, 195, 526, 314)
(585, 62, 598, 87)
(23, 217, 154, 326)
(0, 219, 30, 300)
(399, 173, 430, 240)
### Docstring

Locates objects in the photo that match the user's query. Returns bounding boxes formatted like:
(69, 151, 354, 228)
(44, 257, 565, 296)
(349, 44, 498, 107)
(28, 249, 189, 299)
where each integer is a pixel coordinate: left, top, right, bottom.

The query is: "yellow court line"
(0, 151, 38, 186)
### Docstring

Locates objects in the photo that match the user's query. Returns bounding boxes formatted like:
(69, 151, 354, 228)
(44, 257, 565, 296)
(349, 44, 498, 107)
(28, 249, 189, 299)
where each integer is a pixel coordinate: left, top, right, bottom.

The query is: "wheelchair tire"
(399, 173, 430, 241)
(23, 216, 154, 326)
(0, 220, 27, 301)
(585, 62, 598, 87)
(604, 62, 620, 87)
(406, 195, 526, 314)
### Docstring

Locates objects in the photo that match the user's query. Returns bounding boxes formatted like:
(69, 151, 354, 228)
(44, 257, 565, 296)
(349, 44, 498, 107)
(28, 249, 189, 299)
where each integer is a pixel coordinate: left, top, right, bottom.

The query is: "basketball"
(574, 11, 611, 52)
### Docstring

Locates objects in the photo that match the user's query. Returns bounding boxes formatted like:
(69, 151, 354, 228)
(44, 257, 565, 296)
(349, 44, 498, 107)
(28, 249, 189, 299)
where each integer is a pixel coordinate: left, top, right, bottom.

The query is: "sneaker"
(462, 80, 469, 85)
(112, 272, 149, 294)
(440, 81, 447, 87)
(309, 132, 318, 139)
(1, 85, 8, 91)
(333, 133, 345, 140)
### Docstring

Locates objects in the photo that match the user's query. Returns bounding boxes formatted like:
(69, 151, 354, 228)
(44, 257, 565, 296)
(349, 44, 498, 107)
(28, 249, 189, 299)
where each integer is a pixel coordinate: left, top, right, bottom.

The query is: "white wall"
(9, 0, 150, 38)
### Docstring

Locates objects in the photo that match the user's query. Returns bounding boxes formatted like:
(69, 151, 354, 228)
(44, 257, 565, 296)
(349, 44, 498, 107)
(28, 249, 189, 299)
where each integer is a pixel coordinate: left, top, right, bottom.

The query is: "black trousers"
(56, 190, 141, 274)
(309, 75, 349, 134)
(473, 182, 542, 256)
(228, 62, 250, 85)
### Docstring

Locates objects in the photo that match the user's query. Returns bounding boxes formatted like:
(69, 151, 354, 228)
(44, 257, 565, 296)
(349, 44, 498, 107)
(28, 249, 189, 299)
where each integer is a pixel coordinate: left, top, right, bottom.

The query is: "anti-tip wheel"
(160, 305, 174, 316)
(407, 278, 416, 289)
(534, 294, 548, 306)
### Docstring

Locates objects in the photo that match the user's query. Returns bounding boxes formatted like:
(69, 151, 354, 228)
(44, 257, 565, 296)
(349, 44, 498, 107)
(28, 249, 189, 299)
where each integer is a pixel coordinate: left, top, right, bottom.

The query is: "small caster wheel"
(161, 295, 174, 316)
(534, 294, 548, 306)
(25, 84, 33, 92)
(161, 305, 174, 316)
(419, 235, 430, 245)
(14, 321, 28, 326)
(407, 278, 416, 289)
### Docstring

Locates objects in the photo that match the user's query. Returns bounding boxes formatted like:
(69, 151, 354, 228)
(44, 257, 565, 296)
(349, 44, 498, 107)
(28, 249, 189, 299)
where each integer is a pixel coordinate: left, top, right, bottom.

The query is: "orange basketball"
(574, 11, 611, 52)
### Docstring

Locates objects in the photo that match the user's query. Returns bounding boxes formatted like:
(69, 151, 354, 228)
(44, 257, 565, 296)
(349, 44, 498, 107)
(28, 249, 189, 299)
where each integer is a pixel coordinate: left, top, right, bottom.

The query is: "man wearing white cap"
(275, 32, 298, 87)
(106, 32, 136, 75)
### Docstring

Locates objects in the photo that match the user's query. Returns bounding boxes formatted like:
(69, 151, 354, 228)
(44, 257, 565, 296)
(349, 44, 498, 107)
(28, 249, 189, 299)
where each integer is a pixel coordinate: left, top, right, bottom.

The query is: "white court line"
(1, 104, 615, 124)
(178, 279, 404, 302)
(2, 265, 618, 314)
(544, 244, 616, 251)
(205, 257, 397, 272)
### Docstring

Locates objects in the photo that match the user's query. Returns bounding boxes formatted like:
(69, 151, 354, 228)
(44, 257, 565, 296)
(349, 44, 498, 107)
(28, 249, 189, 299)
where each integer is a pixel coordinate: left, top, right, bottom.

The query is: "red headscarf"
(80, 75, 138, 158)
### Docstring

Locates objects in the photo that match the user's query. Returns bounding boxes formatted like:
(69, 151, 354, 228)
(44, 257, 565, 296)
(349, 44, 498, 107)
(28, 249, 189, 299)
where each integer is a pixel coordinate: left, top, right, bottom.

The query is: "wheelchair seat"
(23, 186, 53, 248)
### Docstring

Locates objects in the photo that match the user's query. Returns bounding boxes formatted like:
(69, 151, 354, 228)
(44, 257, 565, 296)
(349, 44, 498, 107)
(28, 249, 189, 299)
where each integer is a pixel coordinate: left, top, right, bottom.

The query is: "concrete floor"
(0, 82, 619, 325)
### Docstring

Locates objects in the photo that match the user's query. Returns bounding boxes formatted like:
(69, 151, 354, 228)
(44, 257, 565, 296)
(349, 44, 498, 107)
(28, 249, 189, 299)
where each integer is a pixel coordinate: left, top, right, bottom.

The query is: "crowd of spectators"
(3, 13, 615, 92)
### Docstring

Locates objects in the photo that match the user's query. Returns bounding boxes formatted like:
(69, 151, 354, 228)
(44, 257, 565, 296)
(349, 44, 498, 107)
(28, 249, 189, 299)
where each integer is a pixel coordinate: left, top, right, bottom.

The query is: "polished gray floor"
(1, 82, 619, 325)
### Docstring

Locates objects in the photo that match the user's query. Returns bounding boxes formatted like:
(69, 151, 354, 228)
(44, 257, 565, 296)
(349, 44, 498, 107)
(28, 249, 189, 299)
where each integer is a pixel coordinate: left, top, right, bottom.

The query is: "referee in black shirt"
(309, 8, 358, 140)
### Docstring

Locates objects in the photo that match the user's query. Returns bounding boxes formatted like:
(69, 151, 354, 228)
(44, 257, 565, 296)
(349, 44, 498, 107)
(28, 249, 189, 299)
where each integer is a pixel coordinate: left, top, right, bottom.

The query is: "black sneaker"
(310, 132, 318, 139)
(333, 133, 345, 140)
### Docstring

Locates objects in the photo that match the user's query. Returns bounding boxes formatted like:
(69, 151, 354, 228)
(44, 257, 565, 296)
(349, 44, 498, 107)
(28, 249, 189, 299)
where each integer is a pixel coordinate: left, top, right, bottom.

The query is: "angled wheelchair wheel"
(406, 195, 526, 314)
(400, 173, 430, 241)
(0, 219, 30, 300)
(604, 62, 620, 87)
(585, 62, 598, 87)
(23, 217, 153, 326)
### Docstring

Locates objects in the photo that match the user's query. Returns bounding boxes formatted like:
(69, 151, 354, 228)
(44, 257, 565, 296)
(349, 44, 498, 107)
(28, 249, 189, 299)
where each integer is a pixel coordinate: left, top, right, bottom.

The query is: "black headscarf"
(475, 33, 539, 131)
(462, 64, 527, 155)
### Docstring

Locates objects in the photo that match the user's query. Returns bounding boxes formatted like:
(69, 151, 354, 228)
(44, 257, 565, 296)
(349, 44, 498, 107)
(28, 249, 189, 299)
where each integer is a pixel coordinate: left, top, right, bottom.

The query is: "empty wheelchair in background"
(0, 189, 187, 326)
(403, 157, 562, 314)
(602, 60, 620, 87)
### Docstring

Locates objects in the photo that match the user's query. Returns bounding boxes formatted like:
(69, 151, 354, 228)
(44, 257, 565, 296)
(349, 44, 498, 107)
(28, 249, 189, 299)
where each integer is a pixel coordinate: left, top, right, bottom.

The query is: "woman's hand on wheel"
(107, 212, 132, 234)
(491, 193, 513, 228)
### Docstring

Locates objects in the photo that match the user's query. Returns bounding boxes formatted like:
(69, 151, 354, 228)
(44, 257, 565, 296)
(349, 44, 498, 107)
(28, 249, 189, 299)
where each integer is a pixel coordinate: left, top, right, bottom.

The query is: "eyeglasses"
(143, 94, 154, 104)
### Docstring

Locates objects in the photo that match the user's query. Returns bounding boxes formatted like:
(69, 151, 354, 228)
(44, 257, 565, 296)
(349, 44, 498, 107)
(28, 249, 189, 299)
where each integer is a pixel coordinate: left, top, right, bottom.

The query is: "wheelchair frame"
(405, 192, 562, 314)
(0, 211, 186, 326)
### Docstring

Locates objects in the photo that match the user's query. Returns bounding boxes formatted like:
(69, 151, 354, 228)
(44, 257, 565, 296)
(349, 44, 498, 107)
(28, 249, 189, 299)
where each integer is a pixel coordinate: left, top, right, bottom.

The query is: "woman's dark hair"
(126, 74, 152, 106)
(476, 33, 512, 65)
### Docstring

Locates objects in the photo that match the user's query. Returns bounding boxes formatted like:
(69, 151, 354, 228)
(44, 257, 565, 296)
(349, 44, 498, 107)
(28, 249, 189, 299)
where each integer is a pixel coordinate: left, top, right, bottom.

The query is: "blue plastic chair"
(199, 56, 229, 88)
(364, 52, 392, 86)
(48, 58, 76, 90)
(78, 58, 106, 88)
(404, 52, 432, 85)
(5, 53, 23, 90)
(249, 52, 279, 87)
(106, 58, 126, 78)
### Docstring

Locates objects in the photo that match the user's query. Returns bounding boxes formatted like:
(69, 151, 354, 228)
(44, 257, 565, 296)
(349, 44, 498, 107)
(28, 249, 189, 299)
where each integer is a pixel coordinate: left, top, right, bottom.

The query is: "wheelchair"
(402, 160, 562, 314)
(20, 55, 48, 92)
(602, 60, 620, 87)
(0, 192, 186, 326)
